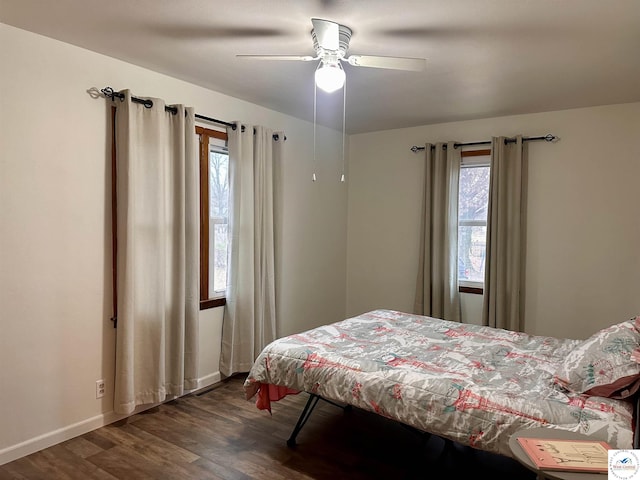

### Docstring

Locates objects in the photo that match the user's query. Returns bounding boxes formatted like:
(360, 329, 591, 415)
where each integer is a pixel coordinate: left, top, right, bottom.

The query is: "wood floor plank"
(0, 458, 44, 480)
(189, 456, 254, 480)
(128, 409, 236, 455)
(0, 375, 536, 479)
(89, 422, 201, 465)
(84, 446, 163, 480)
(15, 445, 117, 480)
(59, 437, 105, 460)
(79, 431, 118, 452)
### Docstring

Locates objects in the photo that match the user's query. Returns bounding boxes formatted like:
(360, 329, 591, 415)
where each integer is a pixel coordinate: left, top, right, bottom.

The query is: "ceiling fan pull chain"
(341, 74, 346, 183)
(313, 77, 318, 182)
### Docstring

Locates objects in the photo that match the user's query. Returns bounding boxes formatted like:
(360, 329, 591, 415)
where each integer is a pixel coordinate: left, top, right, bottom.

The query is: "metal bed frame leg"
(287, 394, 321, 447)
(286, 393, 352, 447)
(635, 394, 640, 449)
(441, 438, 454, 456)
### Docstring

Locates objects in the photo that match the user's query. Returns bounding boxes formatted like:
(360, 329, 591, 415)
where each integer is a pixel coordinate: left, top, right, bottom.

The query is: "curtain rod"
(410, 134, 556, 153)
(101, 87, 286, 141)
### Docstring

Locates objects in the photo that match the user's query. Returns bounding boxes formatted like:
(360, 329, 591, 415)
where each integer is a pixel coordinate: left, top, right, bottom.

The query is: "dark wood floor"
(0, 375, 535, 479)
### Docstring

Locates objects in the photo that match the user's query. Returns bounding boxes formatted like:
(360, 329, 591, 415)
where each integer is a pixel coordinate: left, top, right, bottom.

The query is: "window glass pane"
(213, 223, 227, 292)
(459, 166, 490, 221)
(209, 151, 228, 218)
(209, 149, 228, 294)
(458, 164, 489, 283)
(458, 225, 487, 282)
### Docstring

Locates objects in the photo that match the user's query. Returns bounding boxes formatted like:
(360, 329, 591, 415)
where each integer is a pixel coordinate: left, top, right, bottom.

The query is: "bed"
(243, 309, 640, 459)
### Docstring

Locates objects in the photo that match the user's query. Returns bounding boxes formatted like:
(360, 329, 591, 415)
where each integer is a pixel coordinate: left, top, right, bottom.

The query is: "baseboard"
(196, 371, 221, 391)
(0, 371, 222, 466)
(0, 410, 126, 466)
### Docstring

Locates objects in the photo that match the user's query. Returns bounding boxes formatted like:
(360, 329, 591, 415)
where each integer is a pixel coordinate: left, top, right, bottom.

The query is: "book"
(516, 436, 611, 473)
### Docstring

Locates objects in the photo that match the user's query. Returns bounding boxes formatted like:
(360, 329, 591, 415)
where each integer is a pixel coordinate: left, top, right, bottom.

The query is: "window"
(197, 126, 229, 309)
(458, 149, 490, 293)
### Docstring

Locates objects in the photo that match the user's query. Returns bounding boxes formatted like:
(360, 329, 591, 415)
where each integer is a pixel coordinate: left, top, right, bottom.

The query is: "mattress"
(244, 309, 635, 457)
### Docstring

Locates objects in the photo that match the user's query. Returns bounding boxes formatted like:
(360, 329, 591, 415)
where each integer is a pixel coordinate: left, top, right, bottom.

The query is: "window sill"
(459, 285, 483, 295)
(200, 297, 226, 310)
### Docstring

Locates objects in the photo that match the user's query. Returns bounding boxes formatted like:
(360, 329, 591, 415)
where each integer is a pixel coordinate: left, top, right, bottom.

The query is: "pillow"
(553, 316, 640, 399)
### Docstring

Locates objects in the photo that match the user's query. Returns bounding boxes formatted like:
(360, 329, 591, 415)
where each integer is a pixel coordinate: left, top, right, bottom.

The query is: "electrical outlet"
(96, 379, 105, 399)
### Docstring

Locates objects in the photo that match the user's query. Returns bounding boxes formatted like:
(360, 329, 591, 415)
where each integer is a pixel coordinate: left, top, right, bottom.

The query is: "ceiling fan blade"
(151, 25, 290, 40)
(311, 18, 339, 51)
(346, 55, 426, 71)
(236, 54, 316, 62)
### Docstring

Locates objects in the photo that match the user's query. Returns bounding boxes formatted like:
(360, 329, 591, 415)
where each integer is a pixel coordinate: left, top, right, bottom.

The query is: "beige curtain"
(113, 90, 199, 415)
(414, 142, 461, 321)
(220, 125, 281, 376)
(482, 135, 527, 331)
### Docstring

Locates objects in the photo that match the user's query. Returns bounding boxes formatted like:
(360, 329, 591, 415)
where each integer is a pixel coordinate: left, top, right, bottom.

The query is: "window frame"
(458, 148, 491, 295)
(196, 125, 229, 310)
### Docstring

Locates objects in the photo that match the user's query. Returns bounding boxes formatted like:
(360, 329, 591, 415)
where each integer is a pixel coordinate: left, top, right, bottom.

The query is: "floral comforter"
(243, 309, 634, 457)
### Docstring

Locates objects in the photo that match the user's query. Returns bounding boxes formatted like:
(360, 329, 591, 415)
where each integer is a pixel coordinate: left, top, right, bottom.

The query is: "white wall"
(0, 23, 347, 464)
(347, 102, 640, 338)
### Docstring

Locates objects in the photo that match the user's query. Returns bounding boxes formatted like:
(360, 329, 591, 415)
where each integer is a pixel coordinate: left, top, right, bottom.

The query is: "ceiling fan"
(237, 18, 427, 93)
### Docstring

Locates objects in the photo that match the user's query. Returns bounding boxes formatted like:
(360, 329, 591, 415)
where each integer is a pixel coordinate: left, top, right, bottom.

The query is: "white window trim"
(459, 279, 484, 290)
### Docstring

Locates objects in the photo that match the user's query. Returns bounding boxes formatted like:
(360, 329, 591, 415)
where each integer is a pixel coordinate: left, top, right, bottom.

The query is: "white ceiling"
(1, 0, 639, 134)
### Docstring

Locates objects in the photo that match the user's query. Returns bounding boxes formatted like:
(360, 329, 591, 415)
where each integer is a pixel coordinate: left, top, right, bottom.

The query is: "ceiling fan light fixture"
(315, 63, 345, 93)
